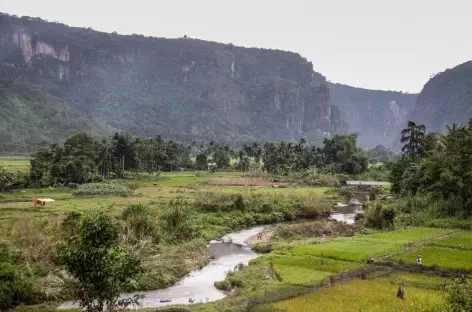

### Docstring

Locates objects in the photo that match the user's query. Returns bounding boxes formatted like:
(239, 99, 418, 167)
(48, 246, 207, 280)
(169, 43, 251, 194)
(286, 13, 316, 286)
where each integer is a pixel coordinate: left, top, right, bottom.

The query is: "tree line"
(0, 131, 375, 189)
(391, 119, 472, 217)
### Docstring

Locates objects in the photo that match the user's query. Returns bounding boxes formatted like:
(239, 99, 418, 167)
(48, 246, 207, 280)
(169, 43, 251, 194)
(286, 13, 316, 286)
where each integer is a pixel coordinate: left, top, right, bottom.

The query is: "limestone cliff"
(0, 13, 337, 145)
(410, 61, 472, 132)
(328, 83, 417, 148)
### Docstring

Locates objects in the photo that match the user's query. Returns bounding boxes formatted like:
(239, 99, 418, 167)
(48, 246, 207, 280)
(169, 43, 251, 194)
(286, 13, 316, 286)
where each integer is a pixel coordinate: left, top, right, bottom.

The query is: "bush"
(445, 277, 472, 311)
(364, 201, 396, 229)
(160, 199, 195, 243)
(72, 183, 134, 196)
(0, 262, 38, 309)
(214, 280, 232, 291)
(122, 204, 160, 242)
(234, 194, 245, 211)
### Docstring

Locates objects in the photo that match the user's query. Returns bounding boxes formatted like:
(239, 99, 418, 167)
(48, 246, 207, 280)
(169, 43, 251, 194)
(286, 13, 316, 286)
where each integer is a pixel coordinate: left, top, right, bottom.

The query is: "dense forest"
(0, 130, 374, 190)
(390, 119, 472, 218)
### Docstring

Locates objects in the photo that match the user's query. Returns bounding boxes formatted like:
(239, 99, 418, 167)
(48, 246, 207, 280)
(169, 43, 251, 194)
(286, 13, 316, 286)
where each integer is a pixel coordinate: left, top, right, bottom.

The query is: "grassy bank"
(0, 171, 335, 310)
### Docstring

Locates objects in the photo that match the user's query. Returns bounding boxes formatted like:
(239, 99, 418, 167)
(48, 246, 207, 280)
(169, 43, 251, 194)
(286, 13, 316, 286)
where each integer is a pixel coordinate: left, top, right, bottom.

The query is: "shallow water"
(58, 226, 266, 309)
(331, 202, 363, 224)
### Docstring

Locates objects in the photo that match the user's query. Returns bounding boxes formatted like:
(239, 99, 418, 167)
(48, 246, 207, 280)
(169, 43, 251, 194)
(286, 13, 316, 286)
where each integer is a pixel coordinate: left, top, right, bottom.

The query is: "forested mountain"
(328, 83, 417, 148)
(0, 13, 337, 147)
(410, 61, 472, 132)
(0, 79, 114, 153)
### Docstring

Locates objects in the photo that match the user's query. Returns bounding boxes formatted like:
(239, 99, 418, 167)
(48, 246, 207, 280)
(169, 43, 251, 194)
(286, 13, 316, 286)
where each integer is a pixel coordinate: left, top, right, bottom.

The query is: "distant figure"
(416, 255, 423, 265)
(188, 298, 195, 304)
(257, 232, 263, 240)
(320, 252, 324, 265)
(397, 283, 405, 300)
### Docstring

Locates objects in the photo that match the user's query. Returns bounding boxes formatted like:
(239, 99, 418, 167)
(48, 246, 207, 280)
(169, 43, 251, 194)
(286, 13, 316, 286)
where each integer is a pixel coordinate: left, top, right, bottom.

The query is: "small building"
(345, 181, 391, 186)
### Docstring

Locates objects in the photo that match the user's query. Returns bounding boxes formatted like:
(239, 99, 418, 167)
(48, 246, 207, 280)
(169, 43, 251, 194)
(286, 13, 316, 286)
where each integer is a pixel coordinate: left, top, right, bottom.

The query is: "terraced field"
(247, 228, 471, 312)
(264, 278, 445, 312)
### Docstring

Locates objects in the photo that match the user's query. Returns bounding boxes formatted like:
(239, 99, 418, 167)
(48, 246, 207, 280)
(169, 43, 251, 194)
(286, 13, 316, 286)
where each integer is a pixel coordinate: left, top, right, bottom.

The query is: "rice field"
(392, 246, 472, 271)
(0, 156, 30, 172)
(274, 265, 333, 286)
(261, 279, 446, 312)
(431, 231, 472, 249)
(207, 177, 276, 186)
(266, 254, 363, 286)
(376, 272, 456, 289)
(291, 228, 454, 262)
(268, 254, 364, 273)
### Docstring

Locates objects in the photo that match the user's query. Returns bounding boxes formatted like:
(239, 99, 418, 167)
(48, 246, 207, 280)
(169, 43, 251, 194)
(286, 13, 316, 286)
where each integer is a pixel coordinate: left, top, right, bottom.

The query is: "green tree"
(401, 120, 426, 162)
(58, 211, 144, 312)
(195, 153, 207, 170)
(212, 147, 231, 169)
(0, 165, 14, 192)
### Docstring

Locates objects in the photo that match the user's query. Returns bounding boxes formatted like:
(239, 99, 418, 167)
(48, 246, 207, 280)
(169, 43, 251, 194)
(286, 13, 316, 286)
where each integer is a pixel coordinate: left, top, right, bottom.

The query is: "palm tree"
(401, 120, 426, 162)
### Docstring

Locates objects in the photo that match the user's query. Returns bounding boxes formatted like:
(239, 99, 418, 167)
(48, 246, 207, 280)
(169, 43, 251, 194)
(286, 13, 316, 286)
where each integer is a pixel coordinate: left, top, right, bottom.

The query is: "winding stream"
(330, 201, 363, 224)
(58, 204, 361, 309)
(58, 226, 266, 309)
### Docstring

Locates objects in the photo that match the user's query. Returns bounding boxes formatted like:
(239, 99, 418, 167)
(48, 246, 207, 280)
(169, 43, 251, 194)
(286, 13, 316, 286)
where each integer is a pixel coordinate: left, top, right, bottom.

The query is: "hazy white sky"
(1, 0, 471, 93)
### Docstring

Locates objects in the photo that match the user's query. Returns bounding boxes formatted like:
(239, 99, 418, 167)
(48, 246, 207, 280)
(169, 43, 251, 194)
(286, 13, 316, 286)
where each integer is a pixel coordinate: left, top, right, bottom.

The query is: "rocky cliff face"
(328, 83, 417, 148)
(410, 61, 472, 132)
(0, 13, 337, 145)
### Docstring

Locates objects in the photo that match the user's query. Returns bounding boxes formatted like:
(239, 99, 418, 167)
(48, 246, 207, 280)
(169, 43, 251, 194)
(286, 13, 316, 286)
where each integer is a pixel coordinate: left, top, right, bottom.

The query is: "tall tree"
(401, 120, 426, 162)
(58, 211, 144, 311)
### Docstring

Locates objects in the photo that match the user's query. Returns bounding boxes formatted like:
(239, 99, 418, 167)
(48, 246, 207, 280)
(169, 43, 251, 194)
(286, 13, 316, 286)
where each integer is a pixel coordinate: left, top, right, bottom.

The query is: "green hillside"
(0, 79, 114, 153)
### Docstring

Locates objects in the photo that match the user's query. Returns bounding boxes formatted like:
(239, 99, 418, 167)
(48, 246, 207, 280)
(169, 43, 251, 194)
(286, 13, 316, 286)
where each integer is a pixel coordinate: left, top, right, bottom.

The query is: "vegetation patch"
(267, 254, 363, 274)
(356, 227, 453, 244)
(375, 272, 456, 289)
(207, 178, 276, 187)
(262, 279, 445, 312)
(291, 239, 398, 262)
(273, 264, 332, 286)
(431, 231, 472, 250)
(392, 246, 472, 271)
(72, 183, 135, 197)
(273, 220, 355, 239)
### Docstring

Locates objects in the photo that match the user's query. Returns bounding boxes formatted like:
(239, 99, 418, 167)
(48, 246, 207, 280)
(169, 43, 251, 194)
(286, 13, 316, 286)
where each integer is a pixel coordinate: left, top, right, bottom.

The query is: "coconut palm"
(401, 120, 426, 162)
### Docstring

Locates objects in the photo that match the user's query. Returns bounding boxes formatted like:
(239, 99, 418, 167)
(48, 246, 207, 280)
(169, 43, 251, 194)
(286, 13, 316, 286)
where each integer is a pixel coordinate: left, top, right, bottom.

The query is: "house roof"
(345, 180, 391, 186)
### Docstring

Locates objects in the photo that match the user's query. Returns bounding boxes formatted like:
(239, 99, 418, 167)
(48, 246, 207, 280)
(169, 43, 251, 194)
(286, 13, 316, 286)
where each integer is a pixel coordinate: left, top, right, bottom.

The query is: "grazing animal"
(189, 298, 195, 303)
(32, 199, 45, 207)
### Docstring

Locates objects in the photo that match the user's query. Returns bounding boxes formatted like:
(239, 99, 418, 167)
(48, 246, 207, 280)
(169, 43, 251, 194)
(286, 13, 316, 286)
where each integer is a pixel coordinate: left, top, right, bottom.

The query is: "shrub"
(72, 183, 134, 196)
(214, 280, 232, 291)
(364, 201, 396, 229)
(160, 199, 195, 243)
(445, 277, 472, 311)
(122, 204, 160, 242)
(0, 262, 38, 309)
(234, 194, 245, 211)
